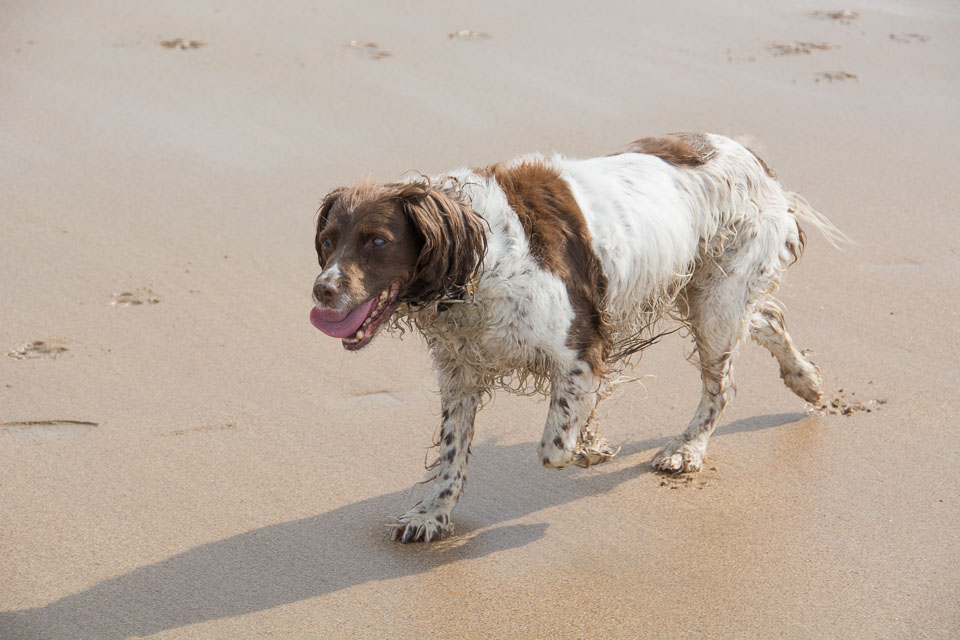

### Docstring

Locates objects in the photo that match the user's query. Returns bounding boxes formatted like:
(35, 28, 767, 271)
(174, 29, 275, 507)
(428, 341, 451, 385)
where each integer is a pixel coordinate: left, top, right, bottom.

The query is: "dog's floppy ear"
(394, 180, 487, 305)
(315, 187, 345, 264)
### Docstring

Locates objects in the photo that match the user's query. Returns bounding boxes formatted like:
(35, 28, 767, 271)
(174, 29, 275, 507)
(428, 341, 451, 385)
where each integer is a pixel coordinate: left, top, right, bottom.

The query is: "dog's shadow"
(0, 413, 804, 639)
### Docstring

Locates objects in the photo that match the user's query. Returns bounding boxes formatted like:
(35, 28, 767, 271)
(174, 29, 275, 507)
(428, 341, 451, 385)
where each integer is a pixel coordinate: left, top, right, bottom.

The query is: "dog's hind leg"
(539, 363, 616, 469)
(750, 299, 822, 404)
(392, 370, 481, 543)
(653, 260, 758, 473)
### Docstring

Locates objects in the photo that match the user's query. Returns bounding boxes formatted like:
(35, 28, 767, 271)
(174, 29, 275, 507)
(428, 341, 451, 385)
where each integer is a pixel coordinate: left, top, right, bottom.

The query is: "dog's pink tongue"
(310, 298, 377, 338)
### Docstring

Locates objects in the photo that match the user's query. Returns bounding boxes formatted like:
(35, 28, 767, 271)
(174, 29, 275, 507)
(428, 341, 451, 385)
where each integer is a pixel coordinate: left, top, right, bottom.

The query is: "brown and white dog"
(310, 133, 843, 543)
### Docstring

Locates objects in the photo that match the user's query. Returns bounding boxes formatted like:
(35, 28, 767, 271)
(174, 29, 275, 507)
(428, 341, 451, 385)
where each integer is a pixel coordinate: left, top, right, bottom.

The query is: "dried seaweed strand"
(607, 325, 683, 363)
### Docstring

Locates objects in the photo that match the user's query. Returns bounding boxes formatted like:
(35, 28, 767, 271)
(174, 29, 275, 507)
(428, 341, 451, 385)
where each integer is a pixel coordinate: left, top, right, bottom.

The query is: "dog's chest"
(420, 252, 579, 379)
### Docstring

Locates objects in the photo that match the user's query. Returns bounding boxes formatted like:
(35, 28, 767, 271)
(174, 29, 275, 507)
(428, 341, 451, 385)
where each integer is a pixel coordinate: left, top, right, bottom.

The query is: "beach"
(1, 0, 959, 637)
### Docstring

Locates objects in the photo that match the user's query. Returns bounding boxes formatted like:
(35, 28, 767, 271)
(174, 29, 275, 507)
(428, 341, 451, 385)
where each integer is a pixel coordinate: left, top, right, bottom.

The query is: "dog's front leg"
(539, 365, 616, 469)
(392, 389, 479, 543)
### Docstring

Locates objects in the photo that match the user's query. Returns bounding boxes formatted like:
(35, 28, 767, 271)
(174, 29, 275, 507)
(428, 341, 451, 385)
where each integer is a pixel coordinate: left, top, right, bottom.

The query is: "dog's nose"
(313, 279, 340, 304)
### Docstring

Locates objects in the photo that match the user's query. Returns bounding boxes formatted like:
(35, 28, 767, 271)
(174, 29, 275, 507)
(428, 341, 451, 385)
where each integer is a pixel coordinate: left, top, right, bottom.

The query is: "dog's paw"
(572, 438, 619, 468)
(782, 354, 823, 405)
(390, 508, 452, 543)
(652, 438, 704, 473)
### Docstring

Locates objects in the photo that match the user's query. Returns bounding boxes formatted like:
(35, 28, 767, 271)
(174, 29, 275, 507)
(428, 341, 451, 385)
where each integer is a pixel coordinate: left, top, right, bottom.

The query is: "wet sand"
(1, 0, 958, 637)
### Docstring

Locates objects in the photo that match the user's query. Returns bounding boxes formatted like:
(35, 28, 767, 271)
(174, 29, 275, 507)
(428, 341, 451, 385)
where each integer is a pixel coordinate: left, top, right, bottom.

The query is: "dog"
(310, 132, 843, 543)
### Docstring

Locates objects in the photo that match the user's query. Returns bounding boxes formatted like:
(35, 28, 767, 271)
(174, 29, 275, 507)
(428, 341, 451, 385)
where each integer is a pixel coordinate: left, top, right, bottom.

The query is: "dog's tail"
(738, 136, 850, 250)
(788, 191, 851, 249)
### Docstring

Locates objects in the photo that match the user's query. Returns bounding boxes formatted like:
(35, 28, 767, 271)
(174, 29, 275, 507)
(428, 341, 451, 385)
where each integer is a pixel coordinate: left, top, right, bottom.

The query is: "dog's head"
(310, 180, 486, 350)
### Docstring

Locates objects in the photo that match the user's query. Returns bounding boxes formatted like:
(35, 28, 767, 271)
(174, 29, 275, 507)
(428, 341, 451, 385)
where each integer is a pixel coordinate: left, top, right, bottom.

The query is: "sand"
(1, 0, 958, 637)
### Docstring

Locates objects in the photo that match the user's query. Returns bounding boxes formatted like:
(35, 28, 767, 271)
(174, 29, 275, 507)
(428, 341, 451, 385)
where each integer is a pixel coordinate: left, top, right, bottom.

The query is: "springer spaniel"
(310, 133, 843, 543)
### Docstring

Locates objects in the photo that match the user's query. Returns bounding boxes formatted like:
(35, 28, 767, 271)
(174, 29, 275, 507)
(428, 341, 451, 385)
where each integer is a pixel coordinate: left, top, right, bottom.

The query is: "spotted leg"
(539, 363, 616, 469)
(653, 340, 735, 473)
(392, 385, 479, 543)
(654, 261, 755, 473)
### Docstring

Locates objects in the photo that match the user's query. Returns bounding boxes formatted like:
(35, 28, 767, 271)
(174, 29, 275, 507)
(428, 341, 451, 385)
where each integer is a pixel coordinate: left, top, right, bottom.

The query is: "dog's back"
(462, 134, 815, 342)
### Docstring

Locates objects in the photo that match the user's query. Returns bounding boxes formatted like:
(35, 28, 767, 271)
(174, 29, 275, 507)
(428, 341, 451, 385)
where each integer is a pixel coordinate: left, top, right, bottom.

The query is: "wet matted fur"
(310, 132, 844, 543)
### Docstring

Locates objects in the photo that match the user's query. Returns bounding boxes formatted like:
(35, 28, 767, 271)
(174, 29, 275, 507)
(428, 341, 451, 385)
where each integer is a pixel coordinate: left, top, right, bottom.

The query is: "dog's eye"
(370, 236, 388, 248)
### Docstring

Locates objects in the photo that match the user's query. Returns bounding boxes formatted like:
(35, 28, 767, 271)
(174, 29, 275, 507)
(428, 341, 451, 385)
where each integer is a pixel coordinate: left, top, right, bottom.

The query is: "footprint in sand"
(163, 422, 237, 437)
(767, 41, 837, 56)
(448, 30, 491, 41)
(0, 420, 98, 443)
(889, 33, 930, 43)
(813, 9, 859, 24)
(348, 41, 391, 59)
(111, 288, 160, 306)
(814, 71, 858, 83)
(160, 38, 205, 50)
(7, 340, 67, 359)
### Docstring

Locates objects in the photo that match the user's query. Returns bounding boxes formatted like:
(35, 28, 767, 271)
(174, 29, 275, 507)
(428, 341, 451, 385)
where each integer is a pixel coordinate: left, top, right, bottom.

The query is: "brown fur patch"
(614, 132, 716, 167)
(391, 181, 488, 306)
(489, 162, 611, 375)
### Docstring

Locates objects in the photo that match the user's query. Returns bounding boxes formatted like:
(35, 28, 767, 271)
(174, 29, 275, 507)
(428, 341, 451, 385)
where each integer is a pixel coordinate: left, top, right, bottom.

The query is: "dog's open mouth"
(310, 281, 402, 351)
